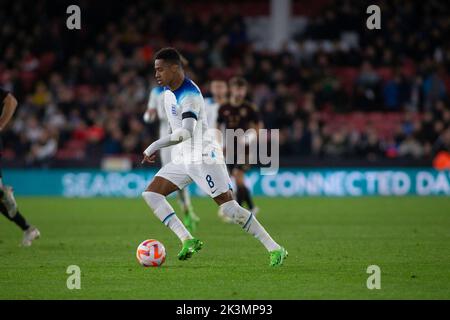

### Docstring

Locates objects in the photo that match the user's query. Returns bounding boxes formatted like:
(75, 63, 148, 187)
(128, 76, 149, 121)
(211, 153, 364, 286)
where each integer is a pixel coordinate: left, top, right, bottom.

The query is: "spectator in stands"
(323, 129, 348, 158)
(398, 134, 424, 159)
(433, 128, 450, 155)
(26, 128, 58, 167)
(423, 68, 447, 111)
(354, 61, 382, 111)
(356, 127, 383, 161)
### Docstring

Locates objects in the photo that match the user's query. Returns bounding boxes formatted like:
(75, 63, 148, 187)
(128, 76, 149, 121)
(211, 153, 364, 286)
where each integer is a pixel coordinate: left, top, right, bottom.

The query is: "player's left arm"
(0, 92, 18, 131)
(142, 94, 200, 163)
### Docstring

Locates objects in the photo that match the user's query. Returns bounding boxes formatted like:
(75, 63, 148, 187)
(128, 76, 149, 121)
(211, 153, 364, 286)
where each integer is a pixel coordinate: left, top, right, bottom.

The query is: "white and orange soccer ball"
(136, 239, 166, 267)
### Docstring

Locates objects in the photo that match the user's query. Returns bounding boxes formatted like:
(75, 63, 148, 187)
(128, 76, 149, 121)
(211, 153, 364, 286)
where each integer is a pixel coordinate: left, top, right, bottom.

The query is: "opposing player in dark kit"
(0, 88, 40, 246)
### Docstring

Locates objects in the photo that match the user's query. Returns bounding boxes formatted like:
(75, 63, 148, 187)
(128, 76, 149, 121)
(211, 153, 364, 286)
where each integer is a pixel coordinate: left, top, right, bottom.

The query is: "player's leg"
(233, 168, 245, 205)
(233, 167, 258, 215)
(141, 164, 202, 260)
(178, 187, 200, 233)
(142, 176, 192, 242)
(161, 145, 199, 232)
(192, 161, 286, 266)
(218, 164, 236, 223)
(0, 177, 40, 246)
(213, 191, 287, 266)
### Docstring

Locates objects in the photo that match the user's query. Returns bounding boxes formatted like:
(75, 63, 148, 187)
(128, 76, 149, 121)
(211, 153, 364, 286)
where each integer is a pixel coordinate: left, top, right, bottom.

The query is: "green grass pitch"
(0, 196, 449, 299)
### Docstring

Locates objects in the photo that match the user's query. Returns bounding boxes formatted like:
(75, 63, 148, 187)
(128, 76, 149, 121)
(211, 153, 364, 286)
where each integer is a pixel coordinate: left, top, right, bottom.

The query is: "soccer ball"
(136, 239, 166, 267)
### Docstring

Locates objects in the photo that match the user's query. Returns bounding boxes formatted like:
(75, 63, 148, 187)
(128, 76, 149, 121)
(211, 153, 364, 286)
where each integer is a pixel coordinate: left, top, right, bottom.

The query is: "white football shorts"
(155, 149, 232, 198)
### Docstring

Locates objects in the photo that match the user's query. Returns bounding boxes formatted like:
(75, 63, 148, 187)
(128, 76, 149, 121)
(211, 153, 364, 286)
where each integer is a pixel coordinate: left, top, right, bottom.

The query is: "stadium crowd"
(0, 0, 449, 167)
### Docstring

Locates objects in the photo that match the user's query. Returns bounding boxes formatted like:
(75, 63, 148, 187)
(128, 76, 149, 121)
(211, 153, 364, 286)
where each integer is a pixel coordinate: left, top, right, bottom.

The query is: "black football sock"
(0, 203, 30, 231)
(11, 211, 30, 231)
(242, 186, 255, 210)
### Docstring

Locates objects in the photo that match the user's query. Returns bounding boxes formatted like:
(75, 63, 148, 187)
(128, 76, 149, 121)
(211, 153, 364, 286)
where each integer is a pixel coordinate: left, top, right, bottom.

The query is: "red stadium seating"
(319, 111, 423, 141)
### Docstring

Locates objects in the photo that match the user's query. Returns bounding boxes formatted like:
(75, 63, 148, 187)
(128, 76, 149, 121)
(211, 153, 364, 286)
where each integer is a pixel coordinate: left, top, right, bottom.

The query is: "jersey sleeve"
(179, 93, 203, 120)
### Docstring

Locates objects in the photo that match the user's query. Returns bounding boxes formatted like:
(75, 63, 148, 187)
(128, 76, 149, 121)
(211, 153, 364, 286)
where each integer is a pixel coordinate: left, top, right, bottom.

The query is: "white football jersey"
(204, 97, 220, 129)
(154, 78, 231, 196)
(162, 78, 220, 162)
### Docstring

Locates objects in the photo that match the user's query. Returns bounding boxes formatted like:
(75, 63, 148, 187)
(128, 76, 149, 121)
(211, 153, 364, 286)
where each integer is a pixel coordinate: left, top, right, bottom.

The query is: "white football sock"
(220, 200, 281, 252)
(142, 191, 192, 242)
(245, 216, 281, 252)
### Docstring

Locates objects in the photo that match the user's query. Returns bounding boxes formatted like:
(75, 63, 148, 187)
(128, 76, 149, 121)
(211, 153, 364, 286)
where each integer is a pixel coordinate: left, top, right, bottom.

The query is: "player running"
(144, 84, 200, 233)
(141, 48, 287, 266)
(218, 77, 260, 216)
(0, 88, 40, 246)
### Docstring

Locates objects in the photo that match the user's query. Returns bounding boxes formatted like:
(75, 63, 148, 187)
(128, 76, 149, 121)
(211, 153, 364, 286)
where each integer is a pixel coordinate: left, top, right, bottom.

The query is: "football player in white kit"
(144, 85, 200, 232)
(204, 79, 228, 131)
(141, 48, 287, 266)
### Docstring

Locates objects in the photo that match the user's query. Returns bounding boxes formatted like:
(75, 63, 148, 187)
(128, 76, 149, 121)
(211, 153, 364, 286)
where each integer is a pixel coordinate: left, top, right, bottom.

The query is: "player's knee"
(142, 191, 164, 210)
(142, 191, 175, 223)
(219, 200, 252, 227)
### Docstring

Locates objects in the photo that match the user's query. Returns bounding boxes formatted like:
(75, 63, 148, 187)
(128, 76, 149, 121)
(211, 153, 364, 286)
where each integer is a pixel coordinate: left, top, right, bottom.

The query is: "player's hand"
(143, 109, 157, 123)
(141, 153, 157, 164)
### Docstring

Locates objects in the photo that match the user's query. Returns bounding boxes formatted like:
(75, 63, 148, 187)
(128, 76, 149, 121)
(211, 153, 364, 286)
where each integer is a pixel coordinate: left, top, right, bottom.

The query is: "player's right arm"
(142, 93, 201, 164)
(141, 118, 196, 164)
(0, 89, 18, 131)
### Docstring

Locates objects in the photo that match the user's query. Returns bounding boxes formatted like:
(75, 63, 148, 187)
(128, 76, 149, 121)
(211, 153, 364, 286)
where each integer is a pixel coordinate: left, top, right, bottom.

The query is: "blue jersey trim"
(172, 78, 201, 103)
(162, 212, 176, 225)
(243, 213, 253, 230)
(151, 86, 165, 95)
